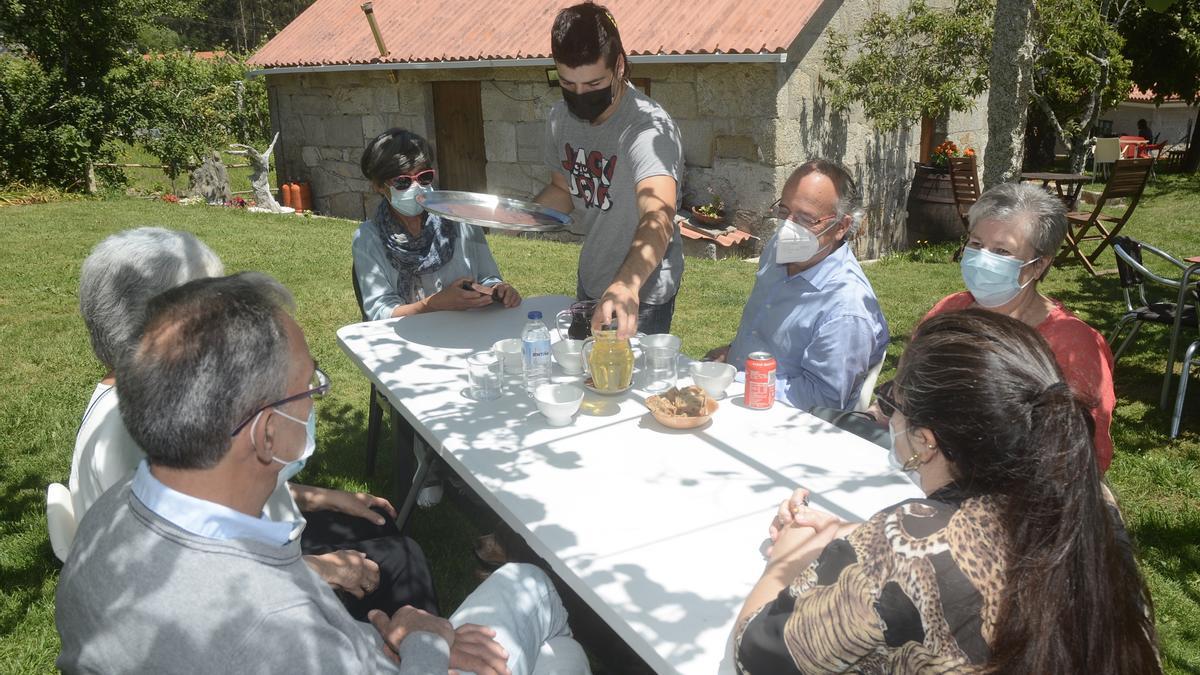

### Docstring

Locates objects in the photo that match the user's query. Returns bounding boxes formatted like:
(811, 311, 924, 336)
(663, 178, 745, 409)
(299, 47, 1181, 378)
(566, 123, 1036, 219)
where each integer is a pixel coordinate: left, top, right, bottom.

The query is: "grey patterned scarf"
(373, 198, 458, 302)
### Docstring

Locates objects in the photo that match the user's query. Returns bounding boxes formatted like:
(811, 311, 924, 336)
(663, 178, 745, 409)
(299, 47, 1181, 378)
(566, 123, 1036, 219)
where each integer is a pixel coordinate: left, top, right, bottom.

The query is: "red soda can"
(745, 352, 777, 409)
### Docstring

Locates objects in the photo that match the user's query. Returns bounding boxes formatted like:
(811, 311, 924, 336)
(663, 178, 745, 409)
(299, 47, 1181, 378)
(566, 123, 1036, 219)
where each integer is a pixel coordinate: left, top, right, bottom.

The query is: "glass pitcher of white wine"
(581, 329, 634, 393)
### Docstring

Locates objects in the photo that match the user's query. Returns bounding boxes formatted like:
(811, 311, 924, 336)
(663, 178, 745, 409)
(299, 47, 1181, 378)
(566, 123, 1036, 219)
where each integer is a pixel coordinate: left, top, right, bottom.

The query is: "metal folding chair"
(1109, 237, 1200, 437)
(351, 265, 388, 475)
(351, 265, 428, 526)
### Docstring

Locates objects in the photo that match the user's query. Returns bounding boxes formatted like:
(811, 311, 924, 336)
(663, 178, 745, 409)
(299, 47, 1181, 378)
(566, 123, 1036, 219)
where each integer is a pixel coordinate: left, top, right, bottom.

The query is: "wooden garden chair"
(1060, 158, 1154, 275)
(947, 155, 980, 232)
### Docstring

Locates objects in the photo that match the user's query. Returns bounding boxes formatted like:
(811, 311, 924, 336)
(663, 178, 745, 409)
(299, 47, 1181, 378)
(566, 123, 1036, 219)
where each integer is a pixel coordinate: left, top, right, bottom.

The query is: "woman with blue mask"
(352, 128, 522, 322)
(859, 182, 1115, 474)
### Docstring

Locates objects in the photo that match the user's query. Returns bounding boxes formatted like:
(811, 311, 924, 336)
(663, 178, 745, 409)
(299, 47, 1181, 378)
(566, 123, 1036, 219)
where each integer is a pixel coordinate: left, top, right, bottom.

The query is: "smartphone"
(461, 280, 503, 303)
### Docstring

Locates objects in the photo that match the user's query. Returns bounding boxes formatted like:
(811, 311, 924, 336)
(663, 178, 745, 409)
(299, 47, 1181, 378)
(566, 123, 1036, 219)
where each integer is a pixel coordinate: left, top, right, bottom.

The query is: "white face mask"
(772, 217, 837, 265)
(887, 418, 923, 489)
(257, 407, 317, 489)
(960, 247, 1038, 308)
(389, 183, 431, 217)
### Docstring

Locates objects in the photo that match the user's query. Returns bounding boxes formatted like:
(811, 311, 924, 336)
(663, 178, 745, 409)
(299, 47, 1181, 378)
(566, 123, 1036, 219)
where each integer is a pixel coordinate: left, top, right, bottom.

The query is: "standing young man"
(535, 3, 684, 338)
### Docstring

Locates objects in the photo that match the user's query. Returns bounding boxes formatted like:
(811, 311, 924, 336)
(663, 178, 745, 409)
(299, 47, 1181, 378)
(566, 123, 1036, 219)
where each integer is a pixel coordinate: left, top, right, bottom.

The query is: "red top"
(923, 292, 1115, 473)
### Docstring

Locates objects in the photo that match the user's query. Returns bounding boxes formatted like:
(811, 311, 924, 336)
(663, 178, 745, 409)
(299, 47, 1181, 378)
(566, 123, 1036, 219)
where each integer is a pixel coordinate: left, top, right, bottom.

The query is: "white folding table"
(336, 295, 922, 674)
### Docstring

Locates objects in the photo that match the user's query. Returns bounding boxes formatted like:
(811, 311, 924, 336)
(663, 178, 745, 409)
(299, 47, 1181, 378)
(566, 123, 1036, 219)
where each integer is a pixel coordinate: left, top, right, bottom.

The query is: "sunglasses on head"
(386, 169, 436, 191)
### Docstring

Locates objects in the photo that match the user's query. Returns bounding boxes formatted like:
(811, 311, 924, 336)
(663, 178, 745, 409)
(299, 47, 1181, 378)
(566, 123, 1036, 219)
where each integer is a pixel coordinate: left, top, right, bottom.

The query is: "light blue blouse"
(352, 213, 504, 321)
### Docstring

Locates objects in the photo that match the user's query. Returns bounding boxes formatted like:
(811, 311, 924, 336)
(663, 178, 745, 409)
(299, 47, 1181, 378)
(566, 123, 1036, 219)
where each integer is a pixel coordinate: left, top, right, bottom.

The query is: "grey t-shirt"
(544, 83, 684, 304)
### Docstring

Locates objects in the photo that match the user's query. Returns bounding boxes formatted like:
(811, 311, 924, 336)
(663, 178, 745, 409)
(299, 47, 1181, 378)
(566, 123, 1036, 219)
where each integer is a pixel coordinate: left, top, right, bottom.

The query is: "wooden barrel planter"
(905, 162, 964, 246)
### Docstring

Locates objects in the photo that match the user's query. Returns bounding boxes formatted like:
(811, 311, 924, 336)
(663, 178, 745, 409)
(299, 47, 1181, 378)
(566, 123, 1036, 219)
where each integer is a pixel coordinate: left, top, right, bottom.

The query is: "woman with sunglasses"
(353, 128, 522, 321)
(736, 309, 1159, 674)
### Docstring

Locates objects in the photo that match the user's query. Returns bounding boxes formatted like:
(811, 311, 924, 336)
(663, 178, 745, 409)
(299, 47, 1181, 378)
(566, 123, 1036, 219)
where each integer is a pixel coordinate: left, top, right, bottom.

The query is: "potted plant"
(926, 140, 975, 170)
(907, 140, 976, 245)
(690, 193, 725, 227)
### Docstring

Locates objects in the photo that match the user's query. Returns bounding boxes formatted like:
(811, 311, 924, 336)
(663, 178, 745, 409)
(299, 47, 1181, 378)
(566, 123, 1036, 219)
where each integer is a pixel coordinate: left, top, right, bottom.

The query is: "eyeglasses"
(873, 381, 900, 418)
(230, 366, 331, 437)
(767, 199, 837, 231)
(386, 169, 436, 191)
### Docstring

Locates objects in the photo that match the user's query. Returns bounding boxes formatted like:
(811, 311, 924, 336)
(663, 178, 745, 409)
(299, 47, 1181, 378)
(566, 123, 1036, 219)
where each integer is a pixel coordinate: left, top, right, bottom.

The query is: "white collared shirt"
(131, 460, 304, 546)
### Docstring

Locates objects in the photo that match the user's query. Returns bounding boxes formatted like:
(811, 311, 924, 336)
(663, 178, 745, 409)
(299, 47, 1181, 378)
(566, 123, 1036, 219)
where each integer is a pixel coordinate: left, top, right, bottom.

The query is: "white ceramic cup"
(690, 361, 737, 399)
(492, 338, 524, 376)
(551, 339, 585, 374)
(534, 383, 584, 426)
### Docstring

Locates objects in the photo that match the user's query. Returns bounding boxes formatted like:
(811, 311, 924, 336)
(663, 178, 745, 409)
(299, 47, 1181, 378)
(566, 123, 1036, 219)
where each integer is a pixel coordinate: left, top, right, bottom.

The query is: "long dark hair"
(893, 309, 1159, 673)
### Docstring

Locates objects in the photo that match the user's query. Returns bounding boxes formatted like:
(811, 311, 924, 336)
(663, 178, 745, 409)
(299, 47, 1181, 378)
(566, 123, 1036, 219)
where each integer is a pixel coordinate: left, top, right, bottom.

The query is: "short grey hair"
(788, 159, 865, 239)
(117, 272, 296, 470)
(967, 182, 1068, 259)
(79, 227, 224, 369)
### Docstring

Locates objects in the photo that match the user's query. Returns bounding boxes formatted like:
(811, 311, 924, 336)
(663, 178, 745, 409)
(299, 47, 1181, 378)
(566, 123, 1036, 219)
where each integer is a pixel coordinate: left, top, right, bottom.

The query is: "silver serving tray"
(416, 190, 571, 232)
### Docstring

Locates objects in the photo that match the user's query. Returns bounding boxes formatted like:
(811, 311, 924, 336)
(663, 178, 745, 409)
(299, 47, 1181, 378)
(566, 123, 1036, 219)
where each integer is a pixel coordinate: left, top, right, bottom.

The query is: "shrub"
(0, 54, 111, 188)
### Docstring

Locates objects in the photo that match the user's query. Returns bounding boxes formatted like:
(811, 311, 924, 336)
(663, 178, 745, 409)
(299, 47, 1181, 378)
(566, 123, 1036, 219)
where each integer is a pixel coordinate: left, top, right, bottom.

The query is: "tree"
(1120, 0, 1200, 171)
(161, 0, 313, 51)
(0, 0, 201, 186)
(822, 0, 994, 132)
(1028, 0, 1134, 174)
(108, 51, 271, 181)
(983, 0, 1037, 187)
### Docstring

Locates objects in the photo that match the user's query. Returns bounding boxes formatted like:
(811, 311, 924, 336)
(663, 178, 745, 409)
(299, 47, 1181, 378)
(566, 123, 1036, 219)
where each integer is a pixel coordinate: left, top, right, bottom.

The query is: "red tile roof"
(1128, 86, 1182, 103)
(249, 0, 823, 68)
(679, 219, 756, 248)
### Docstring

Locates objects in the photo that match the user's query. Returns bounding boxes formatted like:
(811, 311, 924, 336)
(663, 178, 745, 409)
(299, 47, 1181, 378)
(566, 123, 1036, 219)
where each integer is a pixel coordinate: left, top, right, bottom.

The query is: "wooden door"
(432, 81, 487, 193)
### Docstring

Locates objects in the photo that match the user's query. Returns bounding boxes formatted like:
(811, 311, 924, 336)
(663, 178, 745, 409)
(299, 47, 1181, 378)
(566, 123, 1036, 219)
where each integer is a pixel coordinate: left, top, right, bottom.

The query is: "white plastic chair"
(855, 358, 886, 412)
(46, 483, 77, 563)
(1092, 137, 1121, 180)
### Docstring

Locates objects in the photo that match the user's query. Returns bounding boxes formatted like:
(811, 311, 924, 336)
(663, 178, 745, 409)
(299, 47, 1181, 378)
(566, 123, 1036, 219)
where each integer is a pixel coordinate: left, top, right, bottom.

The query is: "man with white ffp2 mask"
(705, 160, 889, 411)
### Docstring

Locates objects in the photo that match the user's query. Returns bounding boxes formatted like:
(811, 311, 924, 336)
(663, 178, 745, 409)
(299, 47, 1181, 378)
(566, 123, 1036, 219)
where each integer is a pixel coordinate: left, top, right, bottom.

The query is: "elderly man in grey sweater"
(55, 272, 588, 674)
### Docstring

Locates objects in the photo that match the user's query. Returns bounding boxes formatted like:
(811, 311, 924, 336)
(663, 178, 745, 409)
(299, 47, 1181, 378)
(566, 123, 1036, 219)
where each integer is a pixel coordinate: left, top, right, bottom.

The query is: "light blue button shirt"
(352, 212, 504, 321)
(727, 240, 889, 411)
(131, 460, 303, 547)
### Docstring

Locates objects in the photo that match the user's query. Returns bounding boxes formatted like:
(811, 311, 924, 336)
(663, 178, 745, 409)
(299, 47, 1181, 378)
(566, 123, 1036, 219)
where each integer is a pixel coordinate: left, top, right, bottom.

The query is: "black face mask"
(562, 85, 614, 123)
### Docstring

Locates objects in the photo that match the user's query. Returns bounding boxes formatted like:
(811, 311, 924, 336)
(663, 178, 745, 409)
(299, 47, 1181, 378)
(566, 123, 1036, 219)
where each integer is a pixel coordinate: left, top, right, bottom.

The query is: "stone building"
(249, 0, 988, 258)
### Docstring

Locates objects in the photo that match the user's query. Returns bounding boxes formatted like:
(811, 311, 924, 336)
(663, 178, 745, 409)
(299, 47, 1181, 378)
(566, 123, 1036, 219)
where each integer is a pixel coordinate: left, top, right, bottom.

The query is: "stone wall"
(264, 5, 990, 259)
(774, 0, 990, 259)
(267, 70, 433, 221)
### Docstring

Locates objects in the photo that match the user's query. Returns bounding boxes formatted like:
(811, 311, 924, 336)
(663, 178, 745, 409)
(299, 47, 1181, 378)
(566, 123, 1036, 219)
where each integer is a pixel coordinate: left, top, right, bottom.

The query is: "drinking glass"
(468, 352, 503, 401)
(642, 346, 678, 394)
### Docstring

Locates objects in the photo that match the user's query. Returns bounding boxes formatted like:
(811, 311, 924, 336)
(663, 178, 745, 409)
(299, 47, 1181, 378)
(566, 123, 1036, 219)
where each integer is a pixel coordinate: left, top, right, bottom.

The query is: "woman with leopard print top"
(735, 310, 1160, 674)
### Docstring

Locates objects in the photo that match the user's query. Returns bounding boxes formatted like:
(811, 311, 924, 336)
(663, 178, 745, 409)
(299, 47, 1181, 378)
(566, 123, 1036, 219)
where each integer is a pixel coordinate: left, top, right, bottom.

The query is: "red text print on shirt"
(561, 144, 617, 211)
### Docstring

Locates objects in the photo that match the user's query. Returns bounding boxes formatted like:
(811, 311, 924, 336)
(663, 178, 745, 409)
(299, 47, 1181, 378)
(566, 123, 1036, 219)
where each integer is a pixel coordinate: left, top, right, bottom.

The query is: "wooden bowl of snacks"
(646, 385, 719, 429)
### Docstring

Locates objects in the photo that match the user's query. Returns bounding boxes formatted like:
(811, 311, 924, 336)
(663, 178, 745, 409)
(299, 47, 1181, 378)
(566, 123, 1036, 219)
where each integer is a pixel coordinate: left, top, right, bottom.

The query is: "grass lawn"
(2, 174, 1199, 672)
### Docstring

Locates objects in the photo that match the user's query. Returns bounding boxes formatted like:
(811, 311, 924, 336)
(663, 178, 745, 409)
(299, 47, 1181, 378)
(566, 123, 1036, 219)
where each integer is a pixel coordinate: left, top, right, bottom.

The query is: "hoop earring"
(902, 452, 922, 472)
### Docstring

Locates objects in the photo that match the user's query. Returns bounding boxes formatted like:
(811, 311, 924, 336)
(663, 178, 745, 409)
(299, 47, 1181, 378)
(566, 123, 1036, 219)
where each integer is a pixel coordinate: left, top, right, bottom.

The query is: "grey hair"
(117, 272, 296, 470)
(79, 227, 224, 369)
(360, 128, 433, 186)
(789, 159, 865, 240)
(967, 182, 1068, 259)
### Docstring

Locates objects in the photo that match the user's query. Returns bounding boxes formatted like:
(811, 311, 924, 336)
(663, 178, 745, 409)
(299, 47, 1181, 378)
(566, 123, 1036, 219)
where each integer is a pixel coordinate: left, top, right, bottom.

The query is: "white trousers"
(449, 563, 592, 675)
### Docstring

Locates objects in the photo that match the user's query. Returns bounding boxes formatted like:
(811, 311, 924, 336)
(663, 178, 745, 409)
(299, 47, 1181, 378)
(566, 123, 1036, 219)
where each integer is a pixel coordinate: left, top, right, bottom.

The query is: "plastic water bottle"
(521, 310, 552, 395)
